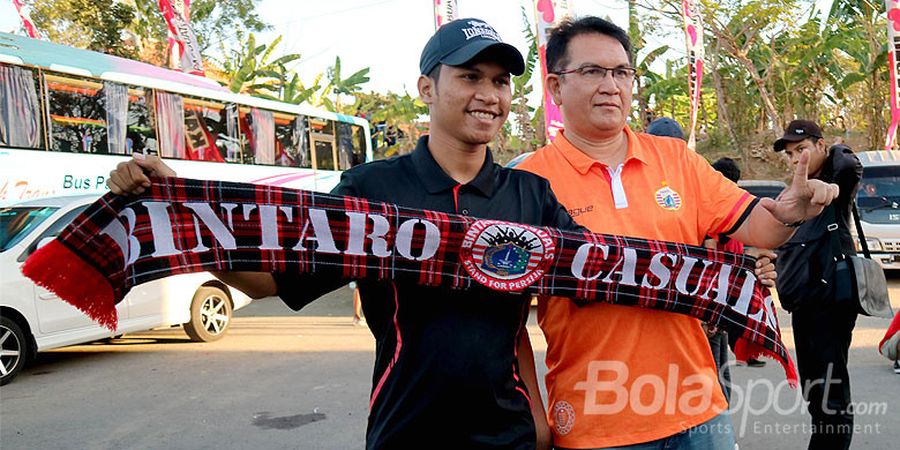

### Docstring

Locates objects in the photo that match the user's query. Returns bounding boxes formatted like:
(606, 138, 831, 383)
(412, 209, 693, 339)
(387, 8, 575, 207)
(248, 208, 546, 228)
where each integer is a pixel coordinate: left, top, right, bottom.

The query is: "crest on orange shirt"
(654, 185, 683, 211)
(552, 400, 576, 435)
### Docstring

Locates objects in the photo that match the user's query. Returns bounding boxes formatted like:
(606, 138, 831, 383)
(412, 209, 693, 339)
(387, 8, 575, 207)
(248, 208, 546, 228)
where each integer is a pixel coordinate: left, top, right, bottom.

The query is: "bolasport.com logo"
(565, 360, 888, 438)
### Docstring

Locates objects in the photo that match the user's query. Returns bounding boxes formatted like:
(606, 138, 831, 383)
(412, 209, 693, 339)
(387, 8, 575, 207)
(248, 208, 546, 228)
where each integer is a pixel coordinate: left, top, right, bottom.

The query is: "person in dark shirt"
(774, 119, 862, 450)
(107, 18, 578, 450)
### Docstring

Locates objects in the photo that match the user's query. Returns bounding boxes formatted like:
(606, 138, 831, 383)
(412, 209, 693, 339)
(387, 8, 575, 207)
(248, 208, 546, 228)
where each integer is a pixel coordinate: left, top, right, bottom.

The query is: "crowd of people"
(105, 15, 895, 450)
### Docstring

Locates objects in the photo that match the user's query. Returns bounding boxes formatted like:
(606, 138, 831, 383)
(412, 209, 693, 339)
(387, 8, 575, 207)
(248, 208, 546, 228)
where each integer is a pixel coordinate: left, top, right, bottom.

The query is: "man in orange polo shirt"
(516, 17, 839, 449)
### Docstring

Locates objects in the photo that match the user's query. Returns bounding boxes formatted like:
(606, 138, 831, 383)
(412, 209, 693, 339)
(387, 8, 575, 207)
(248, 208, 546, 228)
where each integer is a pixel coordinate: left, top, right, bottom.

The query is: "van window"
(857, 165, 900, 225)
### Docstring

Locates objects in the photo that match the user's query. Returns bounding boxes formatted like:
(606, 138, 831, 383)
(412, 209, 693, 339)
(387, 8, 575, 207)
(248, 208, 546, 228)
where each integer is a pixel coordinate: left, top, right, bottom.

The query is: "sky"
(0, 0, 629, 95)
(0, 0, 833, 95)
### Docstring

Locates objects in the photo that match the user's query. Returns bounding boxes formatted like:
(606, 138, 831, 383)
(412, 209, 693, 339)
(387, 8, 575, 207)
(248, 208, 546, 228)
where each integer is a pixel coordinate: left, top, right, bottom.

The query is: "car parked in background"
(1, 195, 253, 385)
(738, 180, 787, 200)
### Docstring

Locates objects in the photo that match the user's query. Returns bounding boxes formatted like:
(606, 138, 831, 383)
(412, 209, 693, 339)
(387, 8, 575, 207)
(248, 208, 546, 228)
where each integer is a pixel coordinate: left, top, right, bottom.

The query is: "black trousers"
(791, 299, 858, 450)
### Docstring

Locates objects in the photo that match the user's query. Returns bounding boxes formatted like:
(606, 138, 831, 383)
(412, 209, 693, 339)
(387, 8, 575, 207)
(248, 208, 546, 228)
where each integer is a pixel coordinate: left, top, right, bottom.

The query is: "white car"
(0, 195, 253, 385)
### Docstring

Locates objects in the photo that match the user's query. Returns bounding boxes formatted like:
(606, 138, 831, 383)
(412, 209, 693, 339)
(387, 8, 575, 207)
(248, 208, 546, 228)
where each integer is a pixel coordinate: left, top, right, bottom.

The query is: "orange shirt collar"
(552, 126, 649, 175)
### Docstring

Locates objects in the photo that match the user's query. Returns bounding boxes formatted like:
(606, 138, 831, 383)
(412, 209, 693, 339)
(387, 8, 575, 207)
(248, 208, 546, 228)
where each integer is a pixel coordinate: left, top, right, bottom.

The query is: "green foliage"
(324, 56, 371, 113)
(352, 91, 427, 158)
(508, 6, 543, 152)
(29, 0, 269, 65)
(30, 0, 137, 58)
(214, 34, 302, 95)
(633, 0, 889, 152)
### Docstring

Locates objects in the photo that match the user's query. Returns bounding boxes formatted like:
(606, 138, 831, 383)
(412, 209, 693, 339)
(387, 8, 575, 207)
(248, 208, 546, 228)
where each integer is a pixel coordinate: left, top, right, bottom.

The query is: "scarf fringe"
(734, 337, 798, 388)
(21, 240, 118, 331)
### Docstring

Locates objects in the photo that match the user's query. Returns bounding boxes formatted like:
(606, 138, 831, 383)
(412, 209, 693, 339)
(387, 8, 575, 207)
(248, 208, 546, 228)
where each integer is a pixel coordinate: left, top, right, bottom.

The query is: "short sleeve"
(543, 184, 586, 232)
(688, 151, 757, 237)
(831, 146, 862, 204)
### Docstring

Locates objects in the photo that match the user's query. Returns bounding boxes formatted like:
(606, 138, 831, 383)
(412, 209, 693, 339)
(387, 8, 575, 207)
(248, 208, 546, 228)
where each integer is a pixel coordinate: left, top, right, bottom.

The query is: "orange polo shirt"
(517, 128, 756, 448)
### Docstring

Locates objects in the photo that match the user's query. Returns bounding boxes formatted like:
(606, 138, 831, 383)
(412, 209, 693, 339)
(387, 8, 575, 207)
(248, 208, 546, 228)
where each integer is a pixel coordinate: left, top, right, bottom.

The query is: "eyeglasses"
(553, 65, 637, 83)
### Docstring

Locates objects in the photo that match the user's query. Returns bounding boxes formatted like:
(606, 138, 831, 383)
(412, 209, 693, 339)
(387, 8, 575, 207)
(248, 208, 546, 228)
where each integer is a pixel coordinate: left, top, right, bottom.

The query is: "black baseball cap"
(774, 120, 823, 152)
(420, 18, 525, 76)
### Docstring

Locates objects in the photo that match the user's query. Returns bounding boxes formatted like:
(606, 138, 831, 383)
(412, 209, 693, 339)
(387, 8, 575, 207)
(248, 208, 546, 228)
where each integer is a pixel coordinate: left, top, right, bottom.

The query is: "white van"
(855, 151, 900, 270)
(0, 195, 253, 385)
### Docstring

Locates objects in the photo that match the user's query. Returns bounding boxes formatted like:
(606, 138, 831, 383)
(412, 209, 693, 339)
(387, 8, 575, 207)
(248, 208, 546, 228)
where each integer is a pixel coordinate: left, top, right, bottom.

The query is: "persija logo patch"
(461, 220, 556, 292)
(654, 186, 683, 211)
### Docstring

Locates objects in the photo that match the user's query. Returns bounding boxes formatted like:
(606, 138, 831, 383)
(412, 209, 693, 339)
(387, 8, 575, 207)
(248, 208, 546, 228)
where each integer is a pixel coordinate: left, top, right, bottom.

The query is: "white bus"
(0, 33, 373, 383)
(0, 32, 373, 202)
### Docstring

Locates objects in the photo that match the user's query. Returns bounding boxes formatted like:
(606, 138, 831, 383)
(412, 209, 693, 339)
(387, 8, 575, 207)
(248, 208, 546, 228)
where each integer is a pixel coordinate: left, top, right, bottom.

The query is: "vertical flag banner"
(11, 0, 39, 39)
(535, 0, 570, 141)
(885, 0, 900, 149)
(682, 0, 704, 150)
(158, 0, 205, 76)
(434, 0, 458, 29)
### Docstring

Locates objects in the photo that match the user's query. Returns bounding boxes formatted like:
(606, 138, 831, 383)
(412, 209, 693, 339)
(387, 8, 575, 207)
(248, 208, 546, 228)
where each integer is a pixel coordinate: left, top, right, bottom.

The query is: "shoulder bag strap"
(825, 204, 845, 261)
(850, 201, 872, 259)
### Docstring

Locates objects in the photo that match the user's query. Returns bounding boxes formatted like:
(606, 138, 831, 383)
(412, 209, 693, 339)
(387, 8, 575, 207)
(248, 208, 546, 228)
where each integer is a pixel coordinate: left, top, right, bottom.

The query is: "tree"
(213, 34, 301, 95)
(826, 0, 889, 149)
(323, 56, 371, 113)
(28, 0, 269, 66)
(510, 7, 542, 153)
(352, 91, 427, 158)
(630, 0, 669, 129)
(702, 0, 798, 132)
(30, 0, 137, 58)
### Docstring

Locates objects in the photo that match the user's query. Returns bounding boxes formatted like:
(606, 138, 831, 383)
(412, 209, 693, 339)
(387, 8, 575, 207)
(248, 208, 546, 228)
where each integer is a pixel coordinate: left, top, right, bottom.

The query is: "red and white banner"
(534, 0, 570, 141)
(11, 0, 39, 39)
(885, 0, 900, 149)
(682, 0, 704, 150)
(158, 0, 205, 76)
(433, 0, 458, 29)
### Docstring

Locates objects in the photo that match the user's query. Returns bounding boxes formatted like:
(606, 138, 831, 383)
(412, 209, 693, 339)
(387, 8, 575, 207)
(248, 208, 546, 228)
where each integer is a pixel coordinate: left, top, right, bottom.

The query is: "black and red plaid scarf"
(22, 177, 798, 385)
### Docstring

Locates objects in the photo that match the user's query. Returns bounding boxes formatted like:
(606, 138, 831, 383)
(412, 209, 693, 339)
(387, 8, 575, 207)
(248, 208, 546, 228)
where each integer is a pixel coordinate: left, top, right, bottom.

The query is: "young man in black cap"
(774, 119, 862, 450)
(108, 18, 576, 450)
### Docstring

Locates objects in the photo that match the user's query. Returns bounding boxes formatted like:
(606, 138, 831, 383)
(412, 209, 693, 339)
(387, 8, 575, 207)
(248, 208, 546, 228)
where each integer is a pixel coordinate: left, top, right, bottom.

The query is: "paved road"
(2, 277, 899, 449)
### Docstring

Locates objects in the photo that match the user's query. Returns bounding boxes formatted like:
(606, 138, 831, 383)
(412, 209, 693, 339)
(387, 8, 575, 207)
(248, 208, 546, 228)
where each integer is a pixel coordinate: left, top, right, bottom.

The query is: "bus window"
(0, 64, 43, 149)
(151, 91, 186, 159)
(182, 96, 239, 162)
(275, 113, 312, 168)
(125, 87, 157, 155)
(102, 81, 130, 155)
(309, 118, 336, 171)
(46, 74, 107, 154)
(337, 123, 354, 169)
(335, 123, 366, 169)
(239, 107, 276, 165)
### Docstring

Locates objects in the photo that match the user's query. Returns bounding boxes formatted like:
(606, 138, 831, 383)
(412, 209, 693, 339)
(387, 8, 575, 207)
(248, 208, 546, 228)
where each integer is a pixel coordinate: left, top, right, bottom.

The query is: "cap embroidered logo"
(461, 20, 502, 41)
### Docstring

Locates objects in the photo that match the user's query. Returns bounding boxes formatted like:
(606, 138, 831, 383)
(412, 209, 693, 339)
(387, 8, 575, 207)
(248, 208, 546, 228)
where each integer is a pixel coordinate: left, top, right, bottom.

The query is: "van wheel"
(1, 317, 29, 385)
(183, 287, 232, 342)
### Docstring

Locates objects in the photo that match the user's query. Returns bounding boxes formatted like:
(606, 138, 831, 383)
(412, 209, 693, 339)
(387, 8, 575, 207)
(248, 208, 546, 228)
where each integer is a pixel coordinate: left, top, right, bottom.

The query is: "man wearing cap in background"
(515, 16, 839, 449)
(773, 119, 862, 450)
(107, 18, 579, 450)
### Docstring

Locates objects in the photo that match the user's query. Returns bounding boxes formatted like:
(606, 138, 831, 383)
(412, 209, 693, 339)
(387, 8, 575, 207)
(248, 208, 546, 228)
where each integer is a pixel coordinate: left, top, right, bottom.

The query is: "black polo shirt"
(274, 136, 579, 450)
